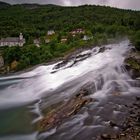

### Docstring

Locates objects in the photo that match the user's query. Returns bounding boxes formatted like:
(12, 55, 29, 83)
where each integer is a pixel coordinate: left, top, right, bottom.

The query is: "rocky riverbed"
(97, 96, 140, 140)
(37, 87, 93, 132)
(36, 90, 140, 140)
(109, 49, 140, 140)
(97, 48, 140, 140)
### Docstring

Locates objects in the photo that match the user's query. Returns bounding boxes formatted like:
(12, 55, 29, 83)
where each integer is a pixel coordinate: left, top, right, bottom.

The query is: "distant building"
(83, 35, 92, 41)
(61, 37, 67, 43)
(76, 28, 85, 34)
(0, 33, 25, 47)
(70, 28, 85, 37)
(47, 30, 55, 36)
(34, 38, 40, 47)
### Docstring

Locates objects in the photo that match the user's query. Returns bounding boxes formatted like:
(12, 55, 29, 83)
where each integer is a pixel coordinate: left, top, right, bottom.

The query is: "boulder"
(124, 53, 140, 79)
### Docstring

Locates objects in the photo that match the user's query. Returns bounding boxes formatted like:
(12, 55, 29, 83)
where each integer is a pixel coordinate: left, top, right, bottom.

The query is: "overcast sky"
(0, 0, 140, 10)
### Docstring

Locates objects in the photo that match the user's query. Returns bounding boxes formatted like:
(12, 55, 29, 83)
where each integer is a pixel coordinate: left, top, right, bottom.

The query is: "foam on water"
(0, 40, 134, 107)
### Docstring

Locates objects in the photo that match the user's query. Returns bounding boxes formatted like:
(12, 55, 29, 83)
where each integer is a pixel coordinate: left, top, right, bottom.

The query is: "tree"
(134, 18, 140, 30)
(132, 31, 140, 51)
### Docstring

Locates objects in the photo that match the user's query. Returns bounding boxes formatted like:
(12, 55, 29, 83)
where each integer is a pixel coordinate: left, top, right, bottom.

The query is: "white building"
(0, 33, 25, 47)
(47, 30, 55, 36)
(83, 35, 92, 41)
(61, 38, 67, 43)
(70, 28, 85, 37)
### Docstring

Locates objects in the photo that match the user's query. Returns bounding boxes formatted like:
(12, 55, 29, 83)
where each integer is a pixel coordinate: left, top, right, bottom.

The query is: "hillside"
(0, 1, 10, 8)
(0, 4, 140, 37)
(0, 4, 140, 72)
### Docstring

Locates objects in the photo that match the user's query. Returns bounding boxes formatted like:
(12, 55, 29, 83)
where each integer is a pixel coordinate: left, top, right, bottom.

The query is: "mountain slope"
(0, 1, 10, 8)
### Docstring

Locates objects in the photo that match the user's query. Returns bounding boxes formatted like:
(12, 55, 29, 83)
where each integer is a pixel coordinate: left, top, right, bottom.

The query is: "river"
(0, 40, 140, 140)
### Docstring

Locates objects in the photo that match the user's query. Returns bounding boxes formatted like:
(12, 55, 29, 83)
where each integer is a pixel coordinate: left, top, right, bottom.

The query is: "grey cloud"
(0, 0, 63, 5)
(0, 0, 140, 10)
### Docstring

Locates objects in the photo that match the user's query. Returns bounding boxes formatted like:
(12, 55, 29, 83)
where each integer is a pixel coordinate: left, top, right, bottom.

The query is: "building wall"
(19, 42, 24, 47)
(9, 42, 18, 47)
(0, 42, 24, 47)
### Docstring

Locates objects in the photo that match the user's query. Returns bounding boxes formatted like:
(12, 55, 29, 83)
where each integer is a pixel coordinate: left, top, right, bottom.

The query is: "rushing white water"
(0, 40, 135, 108)
(0, 133, 38, 140)
(1, 40, 140, 140)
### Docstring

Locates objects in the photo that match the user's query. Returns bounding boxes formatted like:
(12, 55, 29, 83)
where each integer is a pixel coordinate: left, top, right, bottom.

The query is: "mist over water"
(0, 40, 140, 140)
(0, 40, 131, 107)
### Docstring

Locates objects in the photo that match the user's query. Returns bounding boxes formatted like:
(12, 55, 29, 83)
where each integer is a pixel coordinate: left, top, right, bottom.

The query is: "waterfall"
(0, 40, 140, 140)
(0, 40, 134, 106)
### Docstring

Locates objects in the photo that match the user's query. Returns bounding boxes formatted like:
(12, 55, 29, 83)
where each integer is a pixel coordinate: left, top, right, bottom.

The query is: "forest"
(0, 2, 140, 71)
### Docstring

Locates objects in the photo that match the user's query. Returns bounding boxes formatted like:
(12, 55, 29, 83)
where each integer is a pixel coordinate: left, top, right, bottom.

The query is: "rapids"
(0, 40, 140, 140)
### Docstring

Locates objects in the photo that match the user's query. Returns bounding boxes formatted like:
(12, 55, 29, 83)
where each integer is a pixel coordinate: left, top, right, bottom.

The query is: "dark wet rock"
(75, 53, 91, 59)
(53, 60, 68, 70)
(53, 51, 91, 70)
(109, 121, 117, 127)
(73, 53, 91, 63)
(99, 47, 106, 53)
(130, 47, 137, 52)
(101, 134, 111, 139)
(37, 88, 93, 132)
(124, 51, 140, 79)
(136, 97, 140, 101)
(76, 89, 89, 97)
(79, 82, 97, 95)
